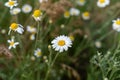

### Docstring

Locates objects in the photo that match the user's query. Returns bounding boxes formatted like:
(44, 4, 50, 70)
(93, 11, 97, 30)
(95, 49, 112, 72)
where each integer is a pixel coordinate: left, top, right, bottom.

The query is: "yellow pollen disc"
(10, 42, 14, 46)
(99, 0, 105, 3)
(64, 11, 70, 17)
(33, 10, 42, 17)
(116, 20, 120, 25)
(80, 0, 85, 2)
(9, 1, 15, 6)
(37, 51, 42, 56)
(83, 12, 90, 17)
(10, 23, 18, 30)
(58, 40, 65, 46)
(25, 7, 29, 11)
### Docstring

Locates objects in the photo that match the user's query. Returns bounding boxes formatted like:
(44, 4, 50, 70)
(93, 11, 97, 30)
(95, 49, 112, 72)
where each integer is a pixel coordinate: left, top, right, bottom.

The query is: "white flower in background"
(82, 11, 90, 20)
(10, 8, 21, 15)
(34, 48, 42, 57)
(112, 18, 120, 32)
(30, 34, 35, 40)
(1, 29, 6, 34)
(8, 23, 24, 35)
(69, 8, 80, 16)
(7, 38, 19, 49)
(64, 11, 70, 18)
(39, 0, 48, 3)
(95, 41, 102, 48)
(5, 0, 18, 9)
(104, 78, 108, 80)
(26, 26, 37, 33)
(32, 9, 43, 21)
(22, 4, 32, 13)
(76, 0, 86, 6)
(51, 35, 72, 52)
(97, 0, 110, 8)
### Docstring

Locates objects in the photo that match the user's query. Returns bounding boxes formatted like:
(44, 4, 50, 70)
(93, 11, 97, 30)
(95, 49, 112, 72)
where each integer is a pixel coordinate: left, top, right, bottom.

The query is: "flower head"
(97, 0, 110, 8)
(69, 8, 80, 16)
(39, 0, 48, 3)
(22, 4, 32, 13)
(112, 18, 120, 32)
(5, 0, 18, 9)
(26, 26, 37, 34)
(8, 23, 24, 35)
(64, 11, 70, 18)
(34, 48, 42, 57)
(51, 35, 72, 52)
(10, 8, 21, 15)
(76, 0, 86, 6)
(32, 9, 43, 21)
(82, 11, 90, 20)
(7, 38, 19, 49)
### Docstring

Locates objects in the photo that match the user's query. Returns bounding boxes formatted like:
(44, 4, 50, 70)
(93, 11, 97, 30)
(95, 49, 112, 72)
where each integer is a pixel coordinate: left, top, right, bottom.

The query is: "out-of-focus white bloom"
(10, 8, 21, 15)
(69, 8, 80, 16)
(34, 48, 42, 57)
(82, 11, 90, 20)
(7, 38, 19, 49)
(112, 18, 120, 32)
(22, 4, 32, 13)
(76, 0, 86, 6)
(1, 29, 6, 34)
(97, 0, 110, 8)
(60, 24, 65, 29)
(5, 0, 18, 9)
(104, 78, 108, 80)
(27, 26, 37, 33)
(51, 35, 72, 52)
(95, 41, 102, 48)
(8, 23, 24, 35)
(39, 0, 48, 3)
(64, 11, 70, 18)
(30, 34, 35, 40)
(32, 10, 43, 21)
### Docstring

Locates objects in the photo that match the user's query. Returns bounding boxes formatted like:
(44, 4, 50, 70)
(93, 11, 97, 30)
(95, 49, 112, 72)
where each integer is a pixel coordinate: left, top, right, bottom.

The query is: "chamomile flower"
(112, 18, 120, 32)
(7, 38, 19, 49)
(22, 4, 32, 13)
(82, 11, 90, 20)
(97, 0, 110, 8)
(51, 35, 72, 52)
(64, 11, 70, 18)
(30, 34, 35, 40)
(10, 8, 21, 15)
(39, 0, 48, 3)
(34, 48, 42, 57)
(32, 9, 43, 21)
(76, 0, 86, 6)
(69, 8, 80, 16)
(26, 26, 37, 34)
(8, 23, 24, 35)
(5, 0, 18, 9)
(95, 41, 102, 48)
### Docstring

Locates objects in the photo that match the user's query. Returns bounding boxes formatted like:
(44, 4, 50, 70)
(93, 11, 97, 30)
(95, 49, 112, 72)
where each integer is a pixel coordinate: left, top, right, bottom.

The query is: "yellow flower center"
(10, 23, 18, 30)
(69, 36, 74, 41)
(25, 7, 29, 11)
(116, 20, 120, 25)
(33, 10, 42, 17)
(80, 0, 85, 2)
(9, 1, 15, 6)
(58, 40, 65, 46)
(64, 11, 70, 17)
(83, 12, 90, 17)
(10, 42, 14, 46)
(37, 51, 42, 56)
(99, 0, 105, 3)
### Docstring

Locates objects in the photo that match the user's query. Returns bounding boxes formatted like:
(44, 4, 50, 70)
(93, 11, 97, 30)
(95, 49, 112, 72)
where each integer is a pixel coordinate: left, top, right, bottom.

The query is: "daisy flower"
(8, 23, 24, 35)
(39, 0, 48, 3)
(30, 34, 35, 40)
(51, 35, 72, 53)
(95, 41, 102, 48)
(97, 0, 110, 8)
(112, 18, 120, 32)
(5, 0, 18, 9)
(69, 8, 80, 16)
(82, 11, 90, 20)
(32, 9, 43, 21)
(10, 8, 21, 15)
(34, 48, 42, 57)
(76, 0, 86, 6)
(22, 4, 32, 13)
(7, 38, 19, 49)
(26, 26, 37, 34)
(64, 11, 70, 18)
